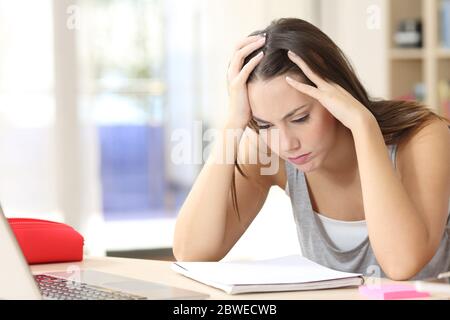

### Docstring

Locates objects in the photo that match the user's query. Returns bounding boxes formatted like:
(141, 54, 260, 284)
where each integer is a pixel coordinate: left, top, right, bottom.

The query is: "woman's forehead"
(248, 75, 311, 121)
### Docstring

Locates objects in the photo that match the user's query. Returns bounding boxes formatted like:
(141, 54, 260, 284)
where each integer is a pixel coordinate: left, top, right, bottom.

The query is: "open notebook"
(171, 255, 365, 295)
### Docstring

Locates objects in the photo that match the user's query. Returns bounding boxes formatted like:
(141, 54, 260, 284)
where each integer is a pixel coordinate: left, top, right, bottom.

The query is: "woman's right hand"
(226, 34, 266, 129)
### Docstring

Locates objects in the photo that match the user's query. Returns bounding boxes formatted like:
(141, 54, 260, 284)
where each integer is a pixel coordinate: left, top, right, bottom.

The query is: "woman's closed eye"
(256, 114, 310, 130)
(292, 114, 310, 123)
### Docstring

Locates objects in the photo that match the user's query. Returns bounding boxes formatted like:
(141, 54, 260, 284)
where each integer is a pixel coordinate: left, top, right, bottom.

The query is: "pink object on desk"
(359, 284, 430, 300)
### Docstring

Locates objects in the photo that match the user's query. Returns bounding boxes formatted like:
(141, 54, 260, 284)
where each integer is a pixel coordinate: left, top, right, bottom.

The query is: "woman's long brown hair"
(231, 18, 450, 221)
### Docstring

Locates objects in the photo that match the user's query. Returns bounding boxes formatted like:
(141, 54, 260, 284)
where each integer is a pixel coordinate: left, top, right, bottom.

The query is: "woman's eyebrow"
(253, 104, 309, 123)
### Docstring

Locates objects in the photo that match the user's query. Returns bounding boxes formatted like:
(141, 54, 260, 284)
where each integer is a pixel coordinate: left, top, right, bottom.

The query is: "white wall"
(222, 187, 301, 261)
(320, 0, 388, 99)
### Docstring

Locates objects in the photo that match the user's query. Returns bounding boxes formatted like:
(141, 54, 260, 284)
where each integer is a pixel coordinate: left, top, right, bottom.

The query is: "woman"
(173, 18, 450, 280)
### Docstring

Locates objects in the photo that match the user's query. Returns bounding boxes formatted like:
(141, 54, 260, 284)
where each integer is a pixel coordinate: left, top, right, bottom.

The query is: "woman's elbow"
(172, 246, 185, 262)
(172, 246, 223, 262)
(382, 259, 425, 281)
(384, 269, 417, 281)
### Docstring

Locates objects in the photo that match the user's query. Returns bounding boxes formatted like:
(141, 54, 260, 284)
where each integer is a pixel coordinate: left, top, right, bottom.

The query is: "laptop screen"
(0, 206, 42, 299)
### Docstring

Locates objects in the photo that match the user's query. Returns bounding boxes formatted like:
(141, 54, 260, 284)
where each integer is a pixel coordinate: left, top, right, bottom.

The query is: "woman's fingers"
(233, 34, 264, 51)
(228, 36, 265, 82)
(235, 51, 264, 84)
(287, 51, 330, 88)
(286, 76, 322, 101)
(333, 83, 351, 97)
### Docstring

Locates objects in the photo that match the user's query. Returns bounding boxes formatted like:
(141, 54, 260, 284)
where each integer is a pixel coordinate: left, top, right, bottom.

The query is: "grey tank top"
(285, 143, 450, 280)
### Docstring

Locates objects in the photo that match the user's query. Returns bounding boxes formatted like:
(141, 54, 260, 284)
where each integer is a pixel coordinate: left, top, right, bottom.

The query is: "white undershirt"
(285, 181, 368, 251)
(314, 211, 367, 251)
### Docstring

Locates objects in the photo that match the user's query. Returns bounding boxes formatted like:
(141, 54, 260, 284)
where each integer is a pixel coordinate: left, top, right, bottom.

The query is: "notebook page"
(174, 255, 362, 285)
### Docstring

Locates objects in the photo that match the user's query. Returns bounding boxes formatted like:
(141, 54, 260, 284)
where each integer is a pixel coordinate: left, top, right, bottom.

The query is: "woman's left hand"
(285, 50, 375, 132)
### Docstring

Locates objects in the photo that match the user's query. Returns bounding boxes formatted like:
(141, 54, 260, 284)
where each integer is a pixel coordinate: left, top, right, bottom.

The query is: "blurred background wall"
(0, 0, 448, 261)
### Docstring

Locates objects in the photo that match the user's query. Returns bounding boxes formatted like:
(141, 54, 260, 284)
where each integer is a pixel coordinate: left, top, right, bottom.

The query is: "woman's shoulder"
(397, 118, 450, 151)
(396, 118, 450, 175)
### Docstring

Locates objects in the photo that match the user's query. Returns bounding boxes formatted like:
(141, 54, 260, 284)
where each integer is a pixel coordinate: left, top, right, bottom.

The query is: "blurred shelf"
(387, 0, 450, 115)
(437, 47, 450, 58)
(390, 48, 424, 60)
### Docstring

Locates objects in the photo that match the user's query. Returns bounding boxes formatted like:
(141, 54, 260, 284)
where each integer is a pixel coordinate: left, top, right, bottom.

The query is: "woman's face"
(247, 74, 340, 172)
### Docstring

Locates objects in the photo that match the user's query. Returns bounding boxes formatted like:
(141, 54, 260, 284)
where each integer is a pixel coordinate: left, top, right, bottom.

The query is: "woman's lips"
(288, 152, 312, 165)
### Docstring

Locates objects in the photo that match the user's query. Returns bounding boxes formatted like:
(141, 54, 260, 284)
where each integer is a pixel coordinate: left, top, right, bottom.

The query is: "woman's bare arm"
(172, 126, 281, 261)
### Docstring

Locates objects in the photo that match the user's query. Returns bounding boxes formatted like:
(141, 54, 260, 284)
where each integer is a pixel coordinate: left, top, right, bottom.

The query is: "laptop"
(0, 206, 209, 300)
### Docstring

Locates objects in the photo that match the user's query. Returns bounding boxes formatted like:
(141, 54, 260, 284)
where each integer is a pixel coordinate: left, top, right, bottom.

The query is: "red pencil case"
(8, 218, 84, 265)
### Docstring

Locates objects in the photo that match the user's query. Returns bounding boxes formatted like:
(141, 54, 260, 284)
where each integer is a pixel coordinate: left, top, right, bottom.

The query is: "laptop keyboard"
(34, 274, 148, 300)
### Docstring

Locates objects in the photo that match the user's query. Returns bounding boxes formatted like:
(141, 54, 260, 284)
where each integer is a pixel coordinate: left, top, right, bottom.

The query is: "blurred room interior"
(0, 0, 449, 261)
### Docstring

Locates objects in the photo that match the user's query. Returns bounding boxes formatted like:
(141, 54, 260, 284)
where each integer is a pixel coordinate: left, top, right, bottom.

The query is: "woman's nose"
(278, 128, 301, 153)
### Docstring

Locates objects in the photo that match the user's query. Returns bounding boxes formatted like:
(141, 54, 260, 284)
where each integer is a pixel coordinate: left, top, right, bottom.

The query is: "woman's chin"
(289, 158, 316, 172)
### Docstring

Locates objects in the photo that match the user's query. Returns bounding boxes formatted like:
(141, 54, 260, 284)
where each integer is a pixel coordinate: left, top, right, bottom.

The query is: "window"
(78, 0, 188, 221)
